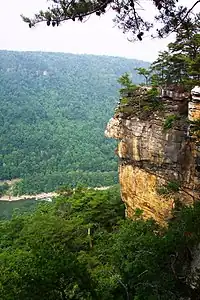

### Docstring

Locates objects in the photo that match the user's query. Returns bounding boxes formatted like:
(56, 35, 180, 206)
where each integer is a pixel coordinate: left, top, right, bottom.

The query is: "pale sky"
(0, 0, 197, 62)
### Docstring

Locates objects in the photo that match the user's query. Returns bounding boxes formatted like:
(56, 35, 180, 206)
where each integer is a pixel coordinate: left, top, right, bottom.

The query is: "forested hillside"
(0, 50, 149, 194)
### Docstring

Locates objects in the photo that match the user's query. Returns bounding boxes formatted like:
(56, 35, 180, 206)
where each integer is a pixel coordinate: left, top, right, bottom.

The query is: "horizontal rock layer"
(105, 92, 200, 224)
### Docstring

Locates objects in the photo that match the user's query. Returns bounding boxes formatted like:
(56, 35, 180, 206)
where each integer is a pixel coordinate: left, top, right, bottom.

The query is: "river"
(0, 186, 111, 202)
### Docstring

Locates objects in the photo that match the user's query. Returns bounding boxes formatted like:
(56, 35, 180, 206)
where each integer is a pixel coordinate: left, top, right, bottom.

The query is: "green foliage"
(143, 105, 151, 112)
(117, 85, 163, 117)
(116, 105, 136, 115)
(134, 207, 144, 217)
(120, 97, 129, 105)
(145, 87, 163, 110)
(157, 181, 180, 196)
(22, 0, 199, 42)
(117, 73, 162, 118)
(0, 186, 125, 299)
(167, 181, 180, 192)
(135, 67, 151, 85)
(146, 87, 159, 100)
(1, 187, 200, 299)
(0, 50, 149, 194)
(150, 74, 160, 86)
(163, 115, 177, 130)
(157, 186, 169, 196)
(0, 183, 9, 197)
(117, 72, 133, 88)
(150, 18, 200, 89)
(118, 73, 138, 104)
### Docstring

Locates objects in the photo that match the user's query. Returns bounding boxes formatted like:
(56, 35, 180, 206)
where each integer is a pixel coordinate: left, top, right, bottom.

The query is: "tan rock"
(105, 90, 200, 224)
(119, 165, 174, 225)
(188, 102, 200, 122)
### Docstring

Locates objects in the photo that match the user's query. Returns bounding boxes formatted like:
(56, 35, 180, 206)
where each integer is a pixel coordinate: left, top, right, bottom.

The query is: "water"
(0, 199, 38, 220)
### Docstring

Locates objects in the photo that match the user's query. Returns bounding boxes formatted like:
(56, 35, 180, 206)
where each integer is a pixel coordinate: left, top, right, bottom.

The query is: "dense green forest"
(1, 186, 200, 299)
(0, 50, 149, 195)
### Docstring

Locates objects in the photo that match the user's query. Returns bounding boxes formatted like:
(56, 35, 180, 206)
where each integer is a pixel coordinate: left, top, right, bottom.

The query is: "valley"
(0, 50, 149, 195)
(1, 2, 200, 299)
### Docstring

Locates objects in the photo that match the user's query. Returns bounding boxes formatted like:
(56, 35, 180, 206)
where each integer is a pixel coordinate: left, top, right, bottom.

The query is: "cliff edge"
(105, 86, 200, 224)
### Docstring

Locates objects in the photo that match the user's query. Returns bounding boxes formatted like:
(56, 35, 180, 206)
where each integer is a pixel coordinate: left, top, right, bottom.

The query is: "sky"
(0, 0, 196, 62)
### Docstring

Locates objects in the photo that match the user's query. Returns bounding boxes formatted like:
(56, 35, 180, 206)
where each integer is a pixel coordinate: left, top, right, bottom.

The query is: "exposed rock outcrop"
(105, 86, 200, 224)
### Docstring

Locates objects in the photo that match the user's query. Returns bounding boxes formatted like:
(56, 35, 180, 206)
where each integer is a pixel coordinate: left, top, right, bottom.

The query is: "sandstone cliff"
(105, 86, 200, 224)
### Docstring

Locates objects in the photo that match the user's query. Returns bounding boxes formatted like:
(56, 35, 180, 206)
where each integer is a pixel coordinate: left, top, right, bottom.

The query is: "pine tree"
(150, 18, 200, 89)
(134, 67, 151, 85)
(22, 1, 200, 41)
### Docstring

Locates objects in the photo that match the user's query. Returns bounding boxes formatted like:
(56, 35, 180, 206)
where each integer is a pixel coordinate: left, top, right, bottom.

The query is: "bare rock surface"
(105, 87, 200, 224)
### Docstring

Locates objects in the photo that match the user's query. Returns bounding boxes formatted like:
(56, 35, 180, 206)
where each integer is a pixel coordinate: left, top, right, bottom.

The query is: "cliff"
(105, 86, 200, 224)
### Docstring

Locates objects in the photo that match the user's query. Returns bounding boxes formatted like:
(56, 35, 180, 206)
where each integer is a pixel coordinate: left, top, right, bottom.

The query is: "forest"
(1, 3, 200, 299)
(0, 50, 149, 195)
(1, 186, 200, 299)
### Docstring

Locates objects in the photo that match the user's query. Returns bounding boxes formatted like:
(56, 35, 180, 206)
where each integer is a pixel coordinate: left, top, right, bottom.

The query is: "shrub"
(163, 115, 177, 130)
(0, 183, 9, 197)
(118, 106, 136, 114)
(157, 181, 180, 196)
(157, 186, 169, 195)
(143, 105, 151, 111)
(167, 181, 180, 192)
(146, 87, 159, 100)
(120, 97, 129, 105)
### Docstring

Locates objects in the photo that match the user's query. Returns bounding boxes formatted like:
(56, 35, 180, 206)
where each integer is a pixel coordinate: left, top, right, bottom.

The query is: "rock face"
(189, 86, 200, 121)
(105, 87, 200, 224)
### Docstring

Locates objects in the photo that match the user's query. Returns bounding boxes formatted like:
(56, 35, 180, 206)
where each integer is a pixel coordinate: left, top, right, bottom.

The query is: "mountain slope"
(0, 50, 150, 194)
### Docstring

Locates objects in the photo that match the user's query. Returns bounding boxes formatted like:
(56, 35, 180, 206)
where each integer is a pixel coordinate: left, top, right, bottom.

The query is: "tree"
(117, 72, 137, 100)
(0, 182, 9, 197)
(135, 67, 151, 85)
(150, 51, 173, 85)
(1, 51, 149, 194)
(150, 18, 200, 89)
(0, 187, 125, 300)
(168, 14, 200, 60)
(22, 0, 200, 41)
(117, 72, 133, 89)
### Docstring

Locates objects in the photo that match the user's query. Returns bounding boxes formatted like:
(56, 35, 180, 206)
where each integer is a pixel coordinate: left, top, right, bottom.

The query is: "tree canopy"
(1, 186, 200, 299)
(150, 17, 200, 89)
(117, 18, 200, 91)
(22, 0, 200, 40)
(0, 50, 149, 195)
